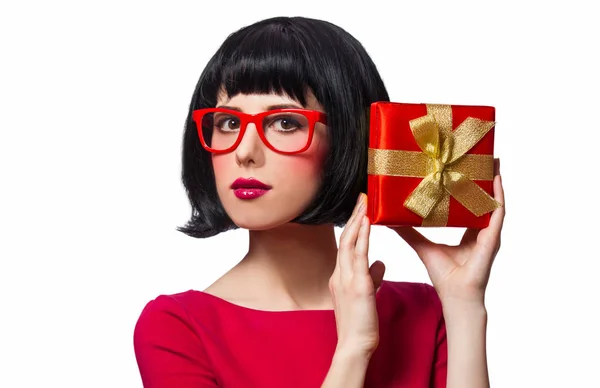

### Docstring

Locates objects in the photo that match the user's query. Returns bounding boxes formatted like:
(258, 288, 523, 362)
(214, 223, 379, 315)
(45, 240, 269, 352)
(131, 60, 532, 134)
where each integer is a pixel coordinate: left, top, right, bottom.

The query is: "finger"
(389, 226, 433, 256)
(354, 215, 371, 275)
(339, 195, 366, 277)
(369, 260, 386, 294)
(462, 160, 503, 254)
(338, 193, 364, 262)
(460, 227, 480, 246)
(353, 195, 369, 258)
(341, 193, 365, 239)
(492, 158, 504, 208)
(339, 193, 364, 242)
(472, 170, 505, 259)
(349, 193, 364, 219)
(488, 170, 505, 234)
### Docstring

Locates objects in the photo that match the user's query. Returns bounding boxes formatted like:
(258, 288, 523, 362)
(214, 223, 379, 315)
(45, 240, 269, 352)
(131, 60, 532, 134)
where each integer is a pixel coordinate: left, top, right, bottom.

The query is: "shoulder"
(135, 291, 198, 323)
(133, 291, 220, 386)
(134, 293, 183, 340)
(133, 290, 212, 344)
(133, 291, 217, 364)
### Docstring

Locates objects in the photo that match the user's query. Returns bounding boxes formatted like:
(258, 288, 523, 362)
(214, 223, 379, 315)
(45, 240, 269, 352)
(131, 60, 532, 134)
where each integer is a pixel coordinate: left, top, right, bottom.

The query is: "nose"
(235, 123, 264, 167)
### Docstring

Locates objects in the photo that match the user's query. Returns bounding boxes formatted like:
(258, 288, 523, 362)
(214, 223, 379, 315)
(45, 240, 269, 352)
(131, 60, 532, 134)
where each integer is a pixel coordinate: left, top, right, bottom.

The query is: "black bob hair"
(177, 16, 389, 238)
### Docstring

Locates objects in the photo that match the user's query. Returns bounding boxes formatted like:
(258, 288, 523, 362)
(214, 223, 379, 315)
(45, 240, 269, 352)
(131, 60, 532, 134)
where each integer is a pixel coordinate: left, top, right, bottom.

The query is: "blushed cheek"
(211, 155, 225, 170)
(284, 156, 322, 178)
(291, 137, 330, 178)
(211, 155, 229, 187)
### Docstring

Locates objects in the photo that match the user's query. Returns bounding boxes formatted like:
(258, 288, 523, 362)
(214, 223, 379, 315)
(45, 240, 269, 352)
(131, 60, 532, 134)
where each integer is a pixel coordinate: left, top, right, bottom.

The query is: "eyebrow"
(216, 103, 304, 111)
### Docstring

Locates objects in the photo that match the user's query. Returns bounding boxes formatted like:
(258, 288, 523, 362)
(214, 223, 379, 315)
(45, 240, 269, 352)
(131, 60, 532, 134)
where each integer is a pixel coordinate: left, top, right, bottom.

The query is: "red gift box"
(366, 102, 501, 228)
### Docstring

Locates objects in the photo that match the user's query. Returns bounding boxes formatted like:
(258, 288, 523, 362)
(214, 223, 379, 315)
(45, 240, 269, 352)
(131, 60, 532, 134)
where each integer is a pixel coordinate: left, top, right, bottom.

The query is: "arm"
(322, 193, 384, 387)
(391, 166, 505, 388)
(320, 347, 371, 388)
(133, 295, 218, 388)
(443, 300, 489, 388)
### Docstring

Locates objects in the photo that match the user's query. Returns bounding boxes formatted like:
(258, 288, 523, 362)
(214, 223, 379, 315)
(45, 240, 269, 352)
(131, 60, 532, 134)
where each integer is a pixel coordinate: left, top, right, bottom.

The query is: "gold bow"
(368, 104, 502, 226)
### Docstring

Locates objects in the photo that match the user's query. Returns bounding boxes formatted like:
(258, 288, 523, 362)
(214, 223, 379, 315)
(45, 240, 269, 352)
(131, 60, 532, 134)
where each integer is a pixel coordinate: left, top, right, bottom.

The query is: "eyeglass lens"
(201, 112, 311, 152)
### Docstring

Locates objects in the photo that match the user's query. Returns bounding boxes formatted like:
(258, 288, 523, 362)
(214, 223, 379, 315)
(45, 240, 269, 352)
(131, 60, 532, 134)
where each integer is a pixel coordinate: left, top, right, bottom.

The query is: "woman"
(134, 16, 505, 388)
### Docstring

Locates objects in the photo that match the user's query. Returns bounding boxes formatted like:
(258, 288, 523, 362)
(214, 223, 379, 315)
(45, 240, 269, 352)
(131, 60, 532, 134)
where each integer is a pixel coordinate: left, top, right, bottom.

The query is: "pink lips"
(231, 178, 272, 199)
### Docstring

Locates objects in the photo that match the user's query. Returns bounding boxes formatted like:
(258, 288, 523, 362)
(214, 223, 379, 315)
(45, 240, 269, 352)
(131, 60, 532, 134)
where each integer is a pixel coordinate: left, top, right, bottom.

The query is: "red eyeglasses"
(192, 108, 328, 155)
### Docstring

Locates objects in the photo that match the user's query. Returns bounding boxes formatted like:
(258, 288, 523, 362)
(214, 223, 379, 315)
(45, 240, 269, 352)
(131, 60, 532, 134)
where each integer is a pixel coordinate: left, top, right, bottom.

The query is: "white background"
(1, 1, 598, 387)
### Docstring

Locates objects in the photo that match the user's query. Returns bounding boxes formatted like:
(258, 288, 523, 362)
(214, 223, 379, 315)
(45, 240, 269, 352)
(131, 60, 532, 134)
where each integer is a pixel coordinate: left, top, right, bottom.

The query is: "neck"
(236, 222, 338, 310)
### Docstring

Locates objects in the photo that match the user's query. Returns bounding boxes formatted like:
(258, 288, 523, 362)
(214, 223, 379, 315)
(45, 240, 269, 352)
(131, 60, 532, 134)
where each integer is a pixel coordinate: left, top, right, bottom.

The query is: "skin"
(212, 91, 331, 232)
(325, 162, 505, 388)
(205, 91, 505, 388)
(206, 90, 340, 311)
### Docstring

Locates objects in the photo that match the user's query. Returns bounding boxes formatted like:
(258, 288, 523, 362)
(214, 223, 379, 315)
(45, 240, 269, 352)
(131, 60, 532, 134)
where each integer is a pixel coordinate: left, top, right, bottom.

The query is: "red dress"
(134, 280, 447, 387)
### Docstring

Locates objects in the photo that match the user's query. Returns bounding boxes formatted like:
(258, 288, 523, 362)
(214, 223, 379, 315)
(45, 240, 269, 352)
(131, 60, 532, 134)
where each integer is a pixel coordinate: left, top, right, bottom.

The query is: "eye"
(215, 115, 241, 132)
(268, 116, 302, 132)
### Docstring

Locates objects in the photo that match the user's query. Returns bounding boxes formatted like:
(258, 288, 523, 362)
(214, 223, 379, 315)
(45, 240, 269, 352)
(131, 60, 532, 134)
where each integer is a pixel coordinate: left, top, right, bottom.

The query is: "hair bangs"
(219, 26, 310, 105)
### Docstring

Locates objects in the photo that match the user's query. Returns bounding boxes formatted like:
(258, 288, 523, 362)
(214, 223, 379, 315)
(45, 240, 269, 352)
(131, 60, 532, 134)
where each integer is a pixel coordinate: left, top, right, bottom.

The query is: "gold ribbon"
(368, 104, 502, 226)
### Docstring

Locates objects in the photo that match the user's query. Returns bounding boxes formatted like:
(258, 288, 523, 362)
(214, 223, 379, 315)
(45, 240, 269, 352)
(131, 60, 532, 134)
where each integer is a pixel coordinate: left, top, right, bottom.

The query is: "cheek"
(211, 155, 225, 172)
(284, 156, 322, 177)
(211, 155, 231, 185)
(281, 137, 329, 180)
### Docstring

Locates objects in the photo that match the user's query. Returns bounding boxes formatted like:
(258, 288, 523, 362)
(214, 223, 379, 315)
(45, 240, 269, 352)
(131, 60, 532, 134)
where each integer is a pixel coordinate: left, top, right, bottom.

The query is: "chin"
(228, 210, 301, 232)
(233, 219, 286, 231)
(219, 190, 315, 231)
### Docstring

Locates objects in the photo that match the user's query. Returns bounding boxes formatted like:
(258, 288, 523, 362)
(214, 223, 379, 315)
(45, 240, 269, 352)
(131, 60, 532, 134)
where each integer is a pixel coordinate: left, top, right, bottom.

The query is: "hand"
(329, 193, 386, 357)
(389, 159, 505, 304)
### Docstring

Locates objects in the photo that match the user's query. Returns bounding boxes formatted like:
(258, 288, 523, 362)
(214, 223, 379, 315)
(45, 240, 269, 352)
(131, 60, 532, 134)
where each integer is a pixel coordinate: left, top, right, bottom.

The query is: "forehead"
(216, 90, 324, 112)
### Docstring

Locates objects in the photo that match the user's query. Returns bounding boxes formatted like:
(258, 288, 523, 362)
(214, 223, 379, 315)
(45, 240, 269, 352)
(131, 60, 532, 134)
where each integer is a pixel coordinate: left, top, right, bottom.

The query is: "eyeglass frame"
(191, 108, 328, 155)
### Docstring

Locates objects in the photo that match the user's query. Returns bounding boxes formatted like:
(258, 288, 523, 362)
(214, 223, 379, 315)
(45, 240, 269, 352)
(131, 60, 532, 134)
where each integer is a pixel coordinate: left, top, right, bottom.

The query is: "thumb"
(369, 260, 386, 294)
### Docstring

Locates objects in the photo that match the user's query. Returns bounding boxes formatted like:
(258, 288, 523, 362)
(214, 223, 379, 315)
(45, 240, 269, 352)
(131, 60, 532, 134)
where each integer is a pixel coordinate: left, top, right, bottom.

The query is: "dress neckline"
(189, 279, 388, 314)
